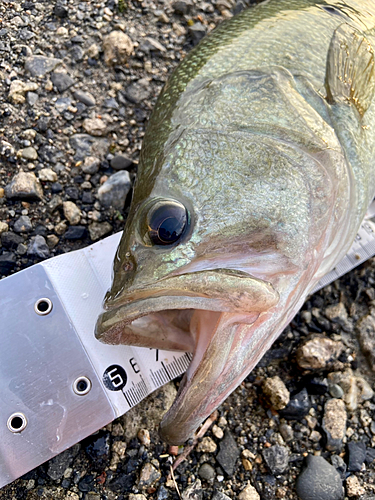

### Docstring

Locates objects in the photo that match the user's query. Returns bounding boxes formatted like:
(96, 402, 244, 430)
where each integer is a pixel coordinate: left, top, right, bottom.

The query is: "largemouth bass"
(96, 0, 375, 444)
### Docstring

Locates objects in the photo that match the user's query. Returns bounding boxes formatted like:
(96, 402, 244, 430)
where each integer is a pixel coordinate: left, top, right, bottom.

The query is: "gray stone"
(70, 134, 109, 161)
(182, 479, 203, 500)
(331, 455, 347, 480)
(27, 91, 39, 106)
(88, 222, 112, 241)
(14, 216, 32, 233)
(211, 492, 231, 500)
(47, 444, 80, 480)
(55, 97, 71, 113)
(296, 455, 344, 500)
(19, 146, 38, 160)
(172, 0, 193, 14)
(329, 384, 344, 399)
(48, 195, 63, 212)
(216, 431, 240, 475)
(51, 72, 75, 92)
(138, 463, 161, 489)
(262, 445, 289, 475)
(27, 235, 50, 259)
(279, 423, 294, 442)
(125, 79, 151, 104)
(82, 156, 100, 174)
(97, 171, 132, 209)
(25, 55, 62, 77)
(5, 172, 43, 200)
(347, 441, 367, 472)
(111, 154, 133, 170)
(83, 117, 106, 136)
(198, 463, 215, 481)
(74, 90, 96, 107)
(189, 22, 206, 45)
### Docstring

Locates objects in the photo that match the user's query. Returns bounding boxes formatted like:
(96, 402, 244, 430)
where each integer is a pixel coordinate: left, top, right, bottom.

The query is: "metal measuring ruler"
(1, 201, 375, 489)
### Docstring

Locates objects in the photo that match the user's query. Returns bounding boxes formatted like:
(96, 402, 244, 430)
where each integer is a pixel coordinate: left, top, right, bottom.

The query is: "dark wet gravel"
(1, 1, 375, 499)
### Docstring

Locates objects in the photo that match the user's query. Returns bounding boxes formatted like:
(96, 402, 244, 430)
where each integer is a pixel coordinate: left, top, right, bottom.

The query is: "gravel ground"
(0, 0, 375, 499)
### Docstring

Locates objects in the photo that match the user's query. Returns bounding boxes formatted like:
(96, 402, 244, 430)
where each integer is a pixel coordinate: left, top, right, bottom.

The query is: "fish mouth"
(95, 269, 279, 444)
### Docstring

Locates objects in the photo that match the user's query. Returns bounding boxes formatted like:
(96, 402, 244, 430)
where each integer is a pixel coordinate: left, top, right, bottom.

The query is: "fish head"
(96, 70, 337, 444)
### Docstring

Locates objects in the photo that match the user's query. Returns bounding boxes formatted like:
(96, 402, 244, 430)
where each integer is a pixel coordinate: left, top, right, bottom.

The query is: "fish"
(96, 0, 375, 444)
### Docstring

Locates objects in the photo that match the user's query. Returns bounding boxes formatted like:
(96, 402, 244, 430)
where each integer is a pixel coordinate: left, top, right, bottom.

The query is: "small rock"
(181, 479, 203, 500)
(211, 492, 231, 500)
(216, 431, 240, 475)
(137, 429, 151, 446)
(322, 399, 347, 452)
(280, 388, 311, 419)
(14, 216, 32, 233)
(51, 72, 75, 92)
(324, 302, 348, 323)
(262, 376, 290, 410)
(111, 154, 133, 170)
(9, 80, 39, 104)
(27, 235, 50, 259)
(347, 441, 367, 472)
(345, 475, 365, 497)
(138, 463, 161, 489)
(238, 484, 260, 500)
(328, 369, 373, 411)
(55, 221, 67, 235)
(0, 252, 16, 274)
(5, 172, 43, 200)
(1, 232, 23, 249)
(70, 134, 109, 161)
(25, 55, 62, 77)
(172, 0, 193, 14)
(296, 336, 343, 371)
(47, 234, 59, 249)
(357, 309, 375, 369)
(63, 201, 81, 225)
(198, 463, 215, 481)
(47, 445, 80, 480)
(262, 445, 289, 475)
(54, 2, 68, 18)
(38, 168, 58, 182)
(129, 495, 147, 500)
(296, 455, 344, 500)
(331, 455, 347, 480)
(279, 423, 294, 442)
(83, 118, 106, 136)
(19, 146, 38, 160)
(64, 226, 87, 240)
(0, 222, 8, 234)
(74, 90, 96, 107)
(212, 424, 224, 439)
(366, 447, 375, 464)
(88, 222, 112, 241)
(82, 156, 100, 174)
(97, 171, 132, 209)
(189, 22, 206, 45)
(27, 91, 39, 106)
(55, 97, 72, 113)
(329, 384, 344, 399)
(125, 79, 151, 104)
(103, 31, 134, 66)
(197, 437, 217, 453)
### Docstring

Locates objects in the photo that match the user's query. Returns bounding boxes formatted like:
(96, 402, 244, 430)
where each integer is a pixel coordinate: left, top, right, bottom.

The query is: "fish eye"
(146, 199, 188, 246)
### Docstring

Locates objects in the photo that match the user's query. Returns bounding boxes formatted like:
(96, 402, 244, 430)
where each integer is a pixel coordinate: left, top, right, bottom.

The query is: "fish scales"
(96, 0, 375, 444)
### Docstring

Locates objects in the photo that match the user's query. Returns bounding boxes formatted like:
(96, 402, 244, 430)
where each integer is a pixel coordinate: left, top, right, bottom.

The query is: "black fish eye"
(146, 200, 188, 246)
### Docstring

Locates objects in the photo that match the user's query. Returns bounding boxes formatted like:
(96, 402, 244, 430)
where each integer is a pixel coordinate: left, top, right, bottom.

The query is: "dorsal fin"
(325, 23, 375, 116)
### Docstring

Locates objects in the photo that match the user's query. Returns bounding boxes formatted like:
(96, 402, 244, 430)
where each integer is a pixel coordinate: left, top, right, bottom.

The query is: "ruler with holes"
(1, 201, 375, 489)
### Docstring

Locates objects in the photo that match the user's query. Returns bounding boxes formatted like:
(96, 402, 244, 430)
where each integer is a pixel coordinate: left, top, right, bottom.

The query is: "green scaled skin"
(96, 0, 375, 444)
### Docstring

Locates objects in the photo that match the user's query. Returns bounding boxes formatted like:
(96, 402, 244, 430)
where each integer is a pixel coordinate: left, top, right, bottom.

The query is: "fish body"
(96, 0, 375, 444)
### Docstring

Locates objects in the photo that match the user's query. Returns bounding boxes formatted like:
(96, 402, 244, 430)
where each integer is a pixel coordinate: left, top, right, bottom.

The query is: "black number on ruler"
(103, 365, 127, 391)
(129, 357, 140, 374)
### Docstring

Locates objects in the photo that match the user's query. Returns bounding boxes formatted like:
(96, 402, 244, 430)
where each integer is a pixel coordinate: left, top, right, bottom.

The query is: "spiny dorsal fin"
(325, 23, 375, 116)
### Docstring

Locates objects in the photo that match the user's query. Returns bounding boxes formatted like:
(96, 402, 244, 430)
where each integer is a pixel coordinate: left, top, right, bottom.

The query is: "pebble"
(5, 172, 43, 200)
(103, 31, 134, 66)
(64, 226, 87, 240)
(25, 55, 62, 77)
(0, 253, 16, 274)
(51, 72, 75, 93)
(38, 168, 58, 182)
(296, 455, 344, 500)
(63, 201, 81, 225)
(82, 156, 101, 174)
(1, 232, 23, 249)
(238, 484, 260, 500)
(280, 388, 311, 419)
(47, 234, 59, 249)
(322, 399, 347, 452)
(216, 431, 240, 475)
(198, 463, 215, 481)
(181, 479, 203, 500)
(197, 436, 217, 453)
(125, 79, 151, 104)
(70, 133, 109, 161)
(74, 90, 96, 107)
(137, 429, 151, 447)
(83, 118, 106, 136)
(296, 336, 343, 370)
(357, 309, 375, 367)
(9, 80, 39, 104)
(111, 154, 133, 170)
(129, 495, 147, 500)
(262, 375, 290, 410)
(324, 302, 348, 323)
(19, 146, 38, 160)
(212, 424, 224, 439)
(328, 369, 374, 411)
(329, 384, 344, 399)
(0, 222, 8, 234)
(14, 215, 32, 233)
(27, 91, 39, 106)
(211, 492, 231, 500)
(172, 0, 193, 14)
(97, 171, 132, 209)
(345, 475, 365, 497)
(279, 423, 294, 442)
(331, 455, 347, 480)
(189, 22, 207, 45)
(262, 445, 289, 475)
(27, 235, 50, 259)
(347, 441, 367, 472)
(47, 445, 80, 480)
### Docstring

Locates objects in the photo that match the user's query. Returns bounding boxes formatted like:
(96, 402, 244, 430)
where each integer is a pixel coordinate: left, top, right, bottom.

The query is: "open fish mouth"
(95, 269, 279, 444)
